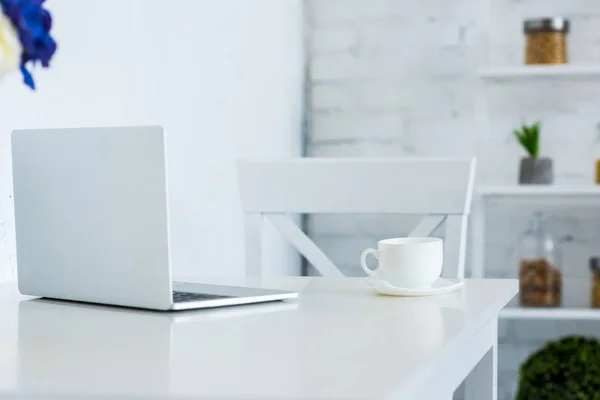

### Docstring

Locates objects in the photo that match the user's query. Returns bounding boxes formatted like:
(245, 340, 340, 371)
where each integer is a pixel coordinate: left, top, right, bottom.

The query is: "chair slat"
(265, 214, 344, 277)
(408, 216, 447, 238)
(238, 158, 476, 214)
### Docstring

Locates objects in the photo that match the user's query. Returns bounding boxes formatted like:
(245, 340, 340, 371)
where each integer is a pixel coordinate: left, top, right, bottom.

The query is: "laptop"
(11, 126, 298, 310)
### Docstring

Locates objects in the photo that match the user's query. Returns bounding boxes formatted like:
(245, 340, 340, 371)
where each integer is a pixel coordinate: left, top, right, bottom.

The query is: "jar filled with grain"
(518, 212, 562, 307)
(524, 18, 569, 65)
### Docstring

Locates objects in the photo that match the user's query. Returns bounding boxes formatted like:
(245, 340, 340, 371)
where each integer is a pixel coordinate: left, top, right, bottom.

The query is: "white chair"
(237, 158, 477, 278)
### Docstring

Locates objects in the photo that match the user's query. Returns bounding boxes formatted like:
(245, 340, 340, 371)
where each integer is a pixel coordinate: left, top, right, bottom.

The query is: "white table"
(0, 277, 517, 400)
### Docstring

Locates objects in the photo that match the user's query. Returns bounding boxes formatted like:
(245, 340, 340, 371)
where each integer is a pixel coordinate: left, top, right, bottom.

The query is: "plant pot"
(519, 157, 553, 184)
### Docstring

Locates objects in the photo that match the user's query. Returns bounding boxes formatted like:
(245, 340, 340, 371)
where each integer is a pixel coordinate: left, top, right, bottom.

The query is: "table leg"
(465, 319, 498, 400)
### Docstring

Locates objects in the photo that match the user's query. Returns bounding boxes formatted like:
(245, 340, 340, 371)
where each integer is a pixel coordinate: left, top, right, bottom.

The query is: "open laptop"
(11, 126, 297, 310)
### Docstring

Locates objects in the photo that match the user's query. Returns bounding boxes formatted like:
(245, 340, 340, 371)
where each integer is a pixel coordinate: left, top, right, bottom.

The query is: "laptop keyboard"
(172, 291, 232, 303)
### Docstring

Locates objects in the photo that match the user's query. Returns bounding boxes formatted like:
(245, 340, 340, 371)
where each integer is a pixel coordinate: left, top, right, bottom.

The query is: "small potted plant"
(514, 122, 553, 184)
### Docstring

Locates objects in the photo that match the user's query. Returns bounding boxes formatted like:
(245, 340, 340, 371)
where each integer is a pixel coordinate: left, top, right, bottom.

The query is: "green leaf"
(513, 122, 541, 158)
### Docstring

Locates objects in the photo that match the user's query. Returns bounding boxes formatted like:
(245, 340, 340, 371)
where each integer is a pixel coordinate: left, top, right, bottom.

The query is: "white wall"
(0, 0, 304, 282)
(306, 0, 600, 398)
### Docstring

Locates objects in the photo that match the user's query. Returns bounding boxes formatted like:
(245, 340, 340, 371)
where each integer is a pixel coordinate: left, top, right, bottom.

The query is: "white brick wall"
(306, 0, 600, 398)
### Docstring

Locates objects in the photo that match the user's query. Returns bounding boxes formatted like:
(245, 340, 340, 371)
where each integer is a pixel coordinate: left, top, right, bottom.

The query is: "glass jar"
(518, 212, 562, 307)
(590, 258, 600, 308)
(524, 18, 569, 65)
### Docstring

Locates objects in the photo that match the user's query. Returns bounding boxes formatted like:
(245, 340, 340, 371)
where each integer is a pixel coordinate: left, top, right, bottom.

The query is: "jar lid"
(590, 257, 600, 273)
(524, 18, 570, 34)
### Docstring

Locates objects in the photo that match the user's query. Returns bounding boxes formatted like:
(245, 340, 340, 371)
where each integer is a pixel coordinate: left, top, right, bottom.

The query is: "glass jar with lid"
(518, 212, 562, 307)
(524, 17, 569, 65)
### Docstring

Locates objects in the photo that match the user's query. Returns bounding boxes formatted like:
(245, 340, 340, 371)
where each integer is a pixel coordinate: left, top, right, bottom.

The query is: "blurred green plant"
(513, 121, 540, 158)
(517, 336, 600, 400)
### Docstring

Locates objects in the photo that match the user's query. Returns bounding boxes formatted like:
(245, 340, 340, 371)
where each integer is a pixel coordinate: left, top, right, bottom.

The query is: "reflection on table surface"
(17, 298, 298, 396)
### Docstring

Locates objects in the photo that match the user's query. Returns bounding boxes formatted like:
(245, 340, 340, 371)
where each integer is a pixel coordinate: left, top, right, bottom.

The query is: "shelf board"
(500, 307, 600, 320)
(478, 64, 600, 81)
(478, 185, 600, 197)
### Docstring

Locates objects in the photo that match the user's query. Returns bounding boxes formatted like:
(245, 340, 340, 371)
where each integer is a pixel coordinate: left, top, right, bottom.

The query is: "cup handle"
(361, 248, 380, 278)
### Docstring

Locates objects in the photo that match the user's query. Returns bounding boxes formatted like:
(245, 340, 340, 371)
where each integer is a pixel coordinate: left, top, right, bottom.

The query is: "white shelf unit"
(470, 0, 600, 322)
(478, 64, 600, 82)
(472, 186, 600, 320)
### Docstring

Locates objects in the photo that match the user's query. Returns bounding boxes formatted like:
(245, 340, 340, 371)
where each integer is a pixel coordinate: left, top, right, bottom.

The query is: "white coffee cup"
(361, 237, 443, 288)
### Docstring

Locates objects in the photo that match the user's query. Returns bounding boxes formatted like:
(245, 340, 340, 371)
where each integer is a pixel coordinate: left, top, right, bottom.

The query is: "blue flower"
(0, 0, 56, 89)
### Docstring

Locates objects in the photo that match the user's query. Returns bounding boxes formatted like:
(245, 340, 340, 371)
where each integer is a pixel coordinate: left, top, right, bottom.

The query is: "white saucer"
(363, 277, 464, 297)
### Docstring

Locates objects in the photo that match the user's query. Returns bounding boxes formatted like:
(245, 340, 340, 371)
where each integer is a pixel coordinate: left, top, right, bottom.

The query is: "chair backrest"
(237, 158, 477, 278)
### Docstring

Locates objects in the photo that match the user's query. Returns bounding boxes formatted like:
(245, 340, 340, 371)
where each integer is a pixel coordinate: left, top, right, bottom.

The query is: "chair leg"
(244, 214, 262, 276)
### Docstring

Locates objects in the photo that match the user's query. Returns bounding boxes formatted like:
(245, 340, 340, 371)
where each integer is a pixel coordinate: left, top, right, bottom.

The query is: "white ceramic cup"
(361, 237, 443, 288)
